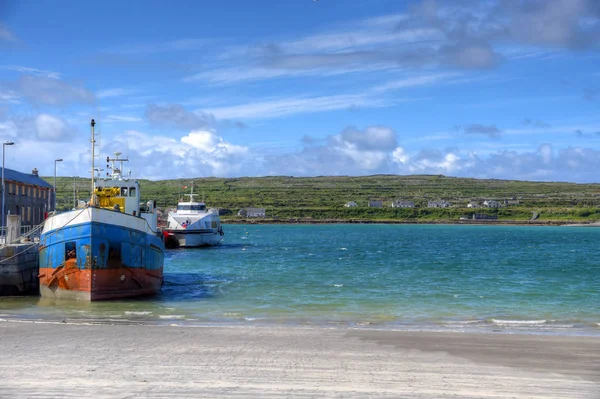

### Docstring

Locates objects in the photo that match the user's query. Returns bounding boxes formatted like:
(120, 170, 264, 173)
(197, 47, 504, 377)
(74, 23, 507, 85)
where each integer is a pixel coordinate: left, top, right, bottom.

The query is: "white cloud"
(97, 88, 136, 99)
(372, 73, 458, 92)
(0, 24, 16, 42)
(98, 128, 250, 179)
(14, 75, 95, 106)
(181, 130, 248, 156)
(35, 114, 70, 140)
(0, 114, 76, 142)
(392, 147, 409, 164)
(203, 94, 393, 120)
(3, 65, 61, 79)
(104, 115, 143, 123)
(0, 90, 20, 104)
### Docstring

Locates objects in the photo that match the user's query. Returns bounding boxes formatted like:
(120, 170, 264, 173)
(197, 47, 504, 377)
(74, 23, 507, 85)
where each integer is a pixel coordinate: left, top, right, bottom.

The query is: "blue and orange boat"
(38, 119, 165, 300)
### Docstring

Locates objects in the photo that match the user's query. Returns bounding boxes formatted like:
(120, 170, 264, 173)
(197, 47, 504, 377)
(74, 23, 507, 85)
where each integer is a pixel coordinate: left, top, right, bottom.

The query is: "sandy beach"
(0, 321, 598, 398)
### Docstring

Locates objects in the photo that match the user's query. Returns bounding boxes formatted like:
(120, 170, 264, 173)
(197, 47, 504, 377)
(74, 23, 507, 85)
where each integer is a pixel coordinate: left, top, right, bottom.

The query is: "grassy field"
(49, 174, 600, 223)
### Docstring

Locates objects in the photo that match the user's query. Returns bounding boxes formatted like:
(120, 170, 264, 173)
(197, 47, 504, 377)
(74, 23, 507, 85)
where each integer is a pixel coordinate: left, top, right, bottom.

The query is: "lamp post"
(2, 141, 14, 241)
(53, 158, 63, 211)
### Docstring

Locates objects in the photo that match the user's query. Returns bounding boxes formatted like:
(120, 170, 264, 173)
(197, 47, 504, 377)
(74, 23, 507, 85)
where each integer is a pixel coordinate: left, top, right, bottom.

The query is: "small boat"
(38, 119, 165, 300)
(162, 182, 224, 249)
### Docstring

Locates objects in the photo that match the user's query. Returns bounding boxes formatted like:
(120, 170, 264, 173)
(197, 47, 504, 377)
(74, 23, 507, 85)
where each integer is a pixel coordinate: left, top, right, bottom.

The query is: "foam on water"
(492, 319, 547, 325)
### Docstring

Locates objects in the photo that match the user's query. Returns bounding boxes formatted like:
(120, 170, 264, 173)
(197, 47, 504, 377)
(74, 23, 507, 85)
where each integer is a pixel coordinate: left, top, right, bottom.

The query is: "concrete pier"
(0, 243, 39, 295)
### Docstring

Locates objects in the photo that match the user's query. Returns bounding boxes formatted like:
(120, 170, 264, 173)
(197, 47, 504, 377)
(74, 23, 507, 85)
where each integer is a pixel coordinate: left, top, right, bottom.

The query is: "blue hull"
(39, 219, 164, 300)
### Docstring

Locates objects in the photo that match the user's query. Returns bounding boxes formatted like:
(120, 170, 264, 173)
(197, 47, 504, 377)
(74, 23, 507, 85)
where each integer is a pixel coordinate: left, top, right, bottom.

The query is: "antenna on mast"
(106, 152, 129, 180)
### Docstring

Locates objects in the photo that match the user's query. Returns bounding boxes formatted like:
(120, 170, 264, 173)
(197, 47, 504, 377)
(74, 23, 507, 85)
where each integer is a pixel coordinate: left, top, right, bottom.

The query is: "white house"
(467, 202, 479, 208)
(344, 201, 358, 207)
(483, 200, 501, 208)
(427, 200, 450, 208)
(391, 200, 414, 208)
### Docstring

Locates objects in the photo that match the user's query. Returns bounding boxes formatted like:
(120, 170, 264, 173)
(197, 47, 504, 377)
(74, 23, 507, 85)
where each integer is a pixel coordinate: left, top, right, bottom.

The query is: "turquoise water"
(1, 224, 599, 335)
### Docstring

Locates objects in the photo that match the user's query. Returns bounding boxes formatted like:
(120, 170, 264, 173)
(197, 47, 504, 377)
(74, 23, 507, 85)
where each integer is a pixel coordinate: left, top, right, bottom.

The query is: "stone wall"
(0, 243, 39, 295)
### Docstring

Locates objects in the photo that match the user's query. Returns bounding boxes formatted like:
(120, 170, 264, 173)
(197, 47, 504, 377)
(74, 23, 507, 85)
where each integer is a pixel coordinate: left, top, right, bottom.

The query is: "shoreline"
(2, 312, 599, 338)
(224, 218, 599, 226)
(1, 321, 598, 398)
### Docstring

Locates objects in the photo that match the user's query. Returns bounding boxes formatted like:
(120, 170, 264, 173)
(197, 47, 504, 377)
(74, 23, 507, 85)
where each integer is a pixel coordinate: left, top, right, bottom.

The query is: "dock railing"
(0, 223, 44, 246)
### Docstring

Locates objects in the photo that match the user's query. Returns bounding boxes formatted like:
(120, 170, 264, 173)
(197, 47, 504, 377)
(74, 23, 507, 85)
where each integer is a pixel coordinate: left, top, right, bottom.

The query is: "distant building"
(483, 200, 501, 208)
(391, 200, 414, 208)
(427, 200, 450, 208)
(467, 201, 479, 208)
(368, 200, 383, 208)
(344, 201, 358, 208)
(238, 207, 266, 217)
(503, 199, 520, 206)
(1, 167, 53, 227)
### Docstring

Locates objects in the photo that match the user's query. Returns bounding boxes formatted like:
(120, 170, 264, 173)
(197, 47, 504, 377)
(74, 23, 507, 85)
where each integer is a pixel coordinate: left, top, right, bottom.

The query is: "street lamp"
(2, 141, 14, 240)
(53, 158, 63, 211)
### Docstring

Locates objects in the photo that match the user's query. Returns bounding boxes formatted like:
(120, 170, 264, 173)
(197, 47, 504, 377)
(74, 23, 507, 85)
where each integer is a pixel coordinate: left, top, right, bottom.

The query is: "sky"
(1, 0, 600, 183)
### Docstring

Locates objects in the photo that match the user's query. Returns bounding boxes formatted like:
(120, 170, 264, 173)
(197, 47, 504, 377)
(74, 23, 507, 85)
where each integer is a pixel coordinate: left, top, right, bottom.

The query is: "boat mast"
(184, 180, 198, 202)
(90, 119, 96, 206)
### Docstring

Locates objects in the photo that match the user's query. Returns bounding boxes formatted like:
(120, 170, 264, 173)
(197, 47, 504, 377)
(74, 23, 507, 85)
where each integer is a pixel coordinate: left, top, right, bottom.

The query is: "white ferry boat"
(162, 183, 224, 248)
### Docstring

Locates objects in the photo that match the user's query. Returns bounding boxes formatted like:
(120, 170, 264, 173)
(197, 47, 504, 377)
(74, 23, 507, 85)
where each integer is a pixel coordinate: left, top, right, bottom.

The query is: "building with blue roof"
(1, 167, 54, 227)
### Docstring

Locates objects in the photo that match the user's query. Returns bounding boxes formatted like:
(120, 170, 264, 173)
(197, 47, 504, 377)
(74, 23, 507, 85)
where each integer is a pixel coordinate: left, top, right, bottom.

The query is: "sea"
(1, 224, 599, 336)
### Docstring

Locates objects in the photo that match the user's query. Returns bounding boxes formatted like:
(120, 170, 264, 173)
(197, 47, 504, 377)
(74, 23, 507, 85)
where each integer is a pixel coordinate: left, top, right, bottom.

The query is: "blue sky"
(1, 0, 600, 182)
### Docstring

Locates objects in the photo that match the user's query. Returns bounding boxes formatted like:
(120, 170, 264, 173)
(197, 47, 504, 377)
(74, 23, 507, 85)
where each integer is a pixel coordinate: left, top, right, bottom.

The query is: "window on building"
(129, 187, 136, 197)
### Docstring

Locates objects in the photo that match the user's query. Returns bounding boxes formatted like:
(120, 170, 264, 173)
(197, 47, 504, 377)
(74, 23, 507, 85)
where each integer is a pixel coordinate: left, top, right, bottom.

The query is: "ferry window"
(129, 187, 136, 197)
(65, 242, 76, 260)
(211, 221, 217, 228)
(121, 187, 128, 196)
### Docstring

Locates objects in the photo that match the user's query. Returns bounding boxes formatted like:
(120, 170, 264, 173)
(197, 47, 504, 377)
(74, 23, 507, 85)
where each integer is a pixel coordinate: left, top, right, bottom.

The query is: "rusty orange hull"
(39, 260, 163, 301)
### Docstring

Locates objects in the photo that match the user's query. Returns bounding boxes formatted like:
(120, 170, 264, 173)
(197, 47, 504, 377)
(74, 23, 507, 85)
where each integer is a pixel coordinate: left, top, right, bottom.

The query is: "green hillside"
(48, 175, 600, 223)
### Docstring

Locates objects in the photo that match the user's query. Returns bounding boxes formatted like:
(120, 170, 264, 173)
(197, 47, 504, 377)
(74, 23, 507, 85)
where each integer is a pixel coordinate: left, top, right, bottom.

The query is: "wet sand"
(0, 321, 598, 398)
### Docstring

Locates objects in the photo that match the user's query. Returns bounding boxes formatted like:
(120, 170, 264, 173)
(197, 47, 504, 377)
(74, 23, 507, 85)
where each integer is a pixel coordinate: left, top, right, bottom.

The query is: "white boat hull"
(163, 229, 223, 248)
